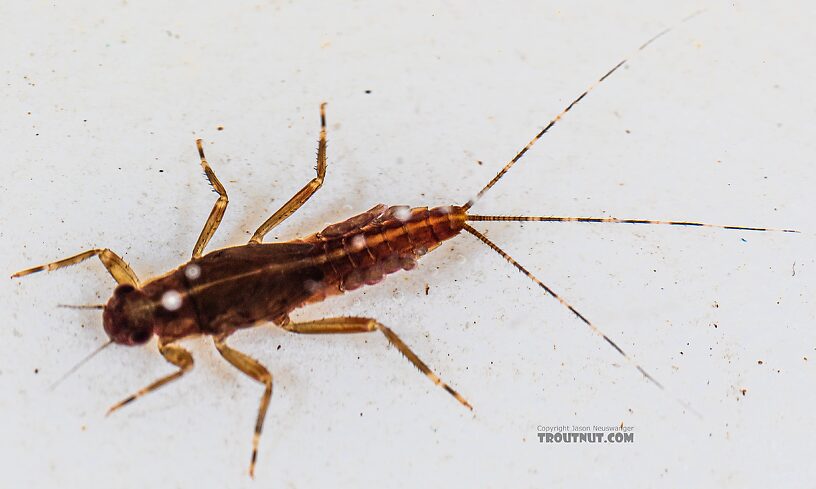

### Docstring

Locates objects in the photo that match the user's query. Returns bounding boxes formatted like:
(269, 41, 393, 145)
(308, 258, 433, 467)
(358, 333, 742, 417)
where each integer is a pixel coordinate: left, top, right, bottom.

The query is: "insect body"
(12, 17, 797, 478)
(15, 107, 479, 477)
(105, 202, 465, 348)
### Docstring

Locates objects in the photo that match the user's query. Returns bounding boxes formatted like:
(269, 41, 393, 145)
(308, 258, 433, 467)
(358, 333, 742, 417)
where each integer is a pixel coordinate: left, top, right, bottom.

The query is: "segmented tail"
(463, 10, 706, 210)
(463, 224, 700, 417)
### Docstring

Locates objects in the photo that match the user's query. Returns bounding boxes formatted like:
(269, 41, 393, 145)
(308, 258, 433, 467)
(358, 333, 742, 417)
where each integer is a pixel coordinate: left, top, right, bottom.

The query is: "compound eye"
(130, 329, 152, 344)
(114, 284, 136, 297)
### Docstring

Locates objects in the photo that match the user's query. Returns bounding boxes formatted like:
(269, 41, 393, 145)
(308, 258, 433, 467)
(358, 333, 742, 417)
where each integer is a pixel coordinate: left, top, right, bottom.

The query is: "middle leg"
(213, 334, 273, 478)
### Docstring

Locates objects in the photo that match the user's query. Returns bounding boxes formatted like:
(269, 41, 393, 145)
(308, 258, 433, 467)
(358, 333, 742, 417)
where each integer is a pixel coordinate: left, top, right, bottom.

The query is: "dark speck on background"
(364, 90, 372, 94)
(217, 126, 224, 131)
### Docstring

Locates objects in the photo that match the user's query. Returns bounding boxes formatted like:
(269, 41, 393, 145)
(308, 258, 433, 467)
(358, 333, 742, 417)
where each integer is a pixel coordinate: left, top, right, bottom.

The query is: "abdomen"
(299, 204, 466, 300)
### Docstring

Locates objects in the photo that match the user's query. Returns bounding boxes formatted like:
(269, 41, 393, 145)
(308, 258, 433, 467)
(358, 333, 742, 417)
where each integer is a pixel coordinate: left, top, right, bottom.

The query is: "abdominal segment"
(301, 203, 465, 302)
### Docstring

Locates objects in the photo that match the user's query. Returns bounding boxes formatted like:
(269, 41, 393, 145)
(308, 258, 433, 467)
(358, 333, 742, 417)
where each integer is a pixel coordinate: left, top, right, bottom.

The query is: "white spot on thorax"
(161, 290, 183, 311)
(184, 264, 201, 280)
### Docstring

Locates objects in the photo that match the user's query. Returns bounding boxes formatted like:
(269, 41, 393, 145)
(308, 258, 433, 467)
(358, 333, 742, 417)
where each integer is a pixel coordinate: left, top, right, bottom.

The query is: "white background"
(1, 1, 814, 487)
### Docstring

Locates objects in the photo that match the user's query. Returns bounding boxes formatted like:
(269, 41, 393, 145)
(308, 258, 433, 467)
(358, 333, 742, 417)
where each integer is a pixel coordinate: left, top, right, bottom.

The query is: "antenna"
(50, 340, 113, 390)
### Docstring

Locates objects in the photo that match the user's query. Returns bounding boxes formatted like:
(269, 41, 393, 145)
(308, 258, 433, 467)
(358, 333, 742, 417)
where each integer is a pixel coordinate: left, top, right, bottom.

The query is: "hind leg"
(282, 316, 472, 410)
(192, 139, 229, 259)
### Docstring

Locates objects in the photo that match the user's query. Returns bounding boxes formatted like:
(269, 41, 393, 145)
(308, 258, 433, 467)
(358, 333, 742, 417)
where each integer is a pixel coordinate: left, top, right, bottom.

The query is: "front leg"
(282, 316, 472, 411)
(107, 339, 194, 414)
(11, 248, 139, 286)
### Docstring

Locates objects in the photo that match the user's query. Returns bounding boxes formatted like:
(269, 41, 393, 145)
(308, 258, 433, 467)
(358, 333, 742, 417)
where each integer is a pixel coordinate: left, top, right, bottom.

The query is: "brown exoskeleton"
(12, 15, 798, 478)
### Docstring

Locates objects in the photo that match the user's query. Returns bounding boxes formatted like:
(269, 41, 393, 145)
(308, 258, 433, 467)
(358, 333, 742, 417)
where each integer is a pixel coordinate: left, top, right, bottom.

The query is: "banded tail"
(457, 9, 797, 414)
